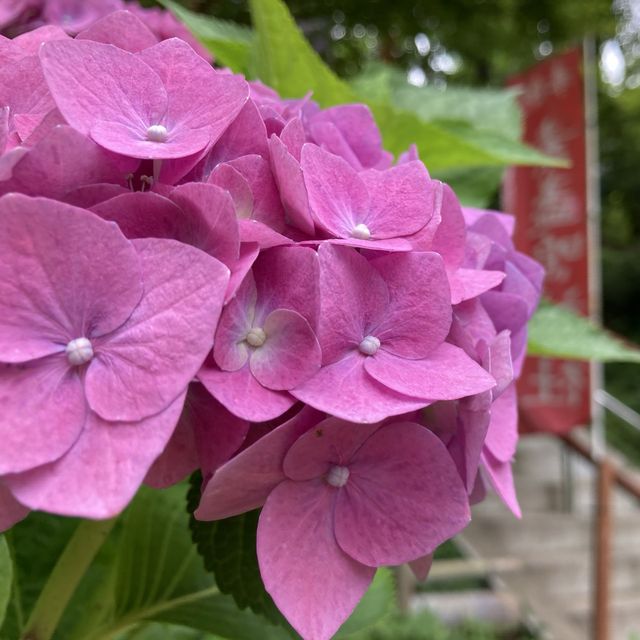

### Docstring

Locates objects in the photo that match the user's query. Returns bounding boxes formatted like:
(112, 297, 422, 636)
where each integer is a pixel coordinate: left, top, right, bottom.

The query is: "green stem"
(21, 517, 116, 640)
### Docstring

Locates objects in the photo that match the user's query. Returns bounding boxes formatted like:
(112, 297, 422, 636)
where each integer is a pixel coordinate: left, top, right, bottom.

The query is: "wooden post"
(594, 458, 613, 640)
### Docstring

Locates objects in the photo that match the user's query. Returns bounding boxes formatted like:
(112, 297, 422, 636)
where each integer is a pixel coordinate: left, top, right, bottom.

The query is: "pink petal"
(359, 162, 434, 238)
(0, 358, 86, 474)
(258, 479, 375, 640)
(77, 10, 158, 52)
(448, 268, 505, 305)
(0, 484, 29, 532)
(85, 238, 228, 421)
(301, 144, 370, 238)
(0, 193, 142, 362)
(316, 244, 388, 364)
(250, 310, 321, 390)
(40, 39, 167, 145)
(292, 353, 427, 423)
(334, 423, 470, 566)
(8, 394, 185, 519)
(364, 344, 496, 401)
(11, 25, 70, 53)
(409, 553, 434, 581)
(64, 184, 130, 209)
(195, 405, 321, 520)
(484, 383, 518, 462)
(213, 273, 256, 372)
(227, 242, 259, 302)
(138, 38, 248, 148)
(198, 361, 296, 422)
(283, 417, 383, 482)
(481, 451, 521, 518)
(369, 251, 451, 359)
(209, 163, 254, 219)
(253, 245, 320, 328)
(238, 219, 293, 249)
(430, 184, 466, 270)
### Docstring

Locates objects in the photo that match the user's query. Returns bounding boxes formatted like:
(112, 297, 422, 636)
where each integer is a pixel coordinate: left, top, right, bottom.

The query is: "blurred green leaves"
(0, 536, 11, 629)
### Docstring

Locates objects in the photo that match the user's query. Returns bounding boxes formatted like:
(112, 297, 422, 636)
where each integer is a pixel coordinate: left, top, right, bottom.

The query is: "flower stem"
(20, 517, 116, 640)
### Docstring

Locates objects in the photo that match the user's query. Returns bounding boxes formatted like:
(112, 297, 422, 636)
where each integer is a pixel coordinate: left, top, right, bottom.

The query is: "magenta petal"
(365, 344, 496, 401)
(0, 194, 142, 362)
(409, 553, 434, 581)
(360, 162, 433, 238)
(85, 238, 228, 421)
(448, 268, 505, 305)
(0, 359, 86, 474)
(0, 484, 29, 532)
(370, 251, 451, 359)
(334, 423, 470, 566)
(431, 184, 466, 269)
(250, 309, 321, 390)
(292, 353, 427, 423)
(227, 242, 259, 302)
(40, 39, 167, 139)
(138, 38, 248, 148)
(481, 451, 521, 518)
(301, 144, 370, 238)
(8, 394, 185, 519)
(484, 383, 518, 462)
(77, 10, 158, 52)
(195, 405, 322, 520)
(317, 244, 388, 364)
(209, 163, 254, 218)
(238, 220, 293, 249)
(258, 479, 375, 640)
(214, 273, 256, 372)
(198, 361, 296, 422)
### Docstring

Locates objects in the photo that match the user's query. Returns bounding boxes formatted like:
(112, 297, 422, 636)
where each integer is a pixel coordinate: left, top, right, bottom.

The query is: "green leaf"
(246, 0, 565, 173)
(187, 473, 286, 628)
(528, 302, 640, 362)
(334, 569, 395, 638)
(0, 536, 12, 629)
(158, 0, 253, 74)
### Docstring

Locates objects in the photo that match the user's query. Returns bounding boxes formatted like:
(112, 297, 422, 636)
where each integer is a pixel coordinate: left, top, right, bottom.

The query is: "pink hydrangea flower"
(196, 410, 470, 640)
(0, 193, 229, 517)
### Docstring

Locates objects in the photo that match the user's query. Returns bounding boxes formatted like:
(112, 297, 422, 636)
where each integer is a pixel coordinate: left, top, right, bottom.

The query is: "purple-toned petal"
(195, 405, 322, 520)
(250, 310, 321, 390)
(301, 144, 370, 238)
(334, 423, 470, 566)
(253, 245, 320, 327)
(213, 273, 256, 372)
(8, 394, 185, 519)
(77, 10, 158, 52)
(430, 184, 466, 270)
(481, 451, 521, 518)
(0, 484, 29, 532)
(448, 268, 505, 305)
(409, 553, 434, 581)
(198, 361, 296, 423)
(283, 417, 383, 482)
(64, 183, 130, 209)
(360, 162, 434, 238)
(269, 133, 314, 235)
(85, 238, 228, 421)
(11, 25, 70, 53)
(369, 251, 451, 359)
(138, 38, 248, 147)
(484, 383, 518, 462)
(316, 244, 388, 364)
(0, 193, 142, 362)
(238, 220, 293, 248)
(0, 358, 86, 475)
(292, 352, 427, 423)
(364, 344, 496, 401)
(209, 162, 254, 218)
(482, 330, 513, 398)
(258, 479, 375, 640)
(227, 242, 259, 302)
(40, 39, 167, 142)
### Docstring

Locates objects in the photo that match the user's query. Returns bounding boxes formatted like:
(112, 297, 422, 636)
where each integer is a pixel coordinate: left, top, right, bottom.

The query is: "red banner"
(503, 48, 591, 434)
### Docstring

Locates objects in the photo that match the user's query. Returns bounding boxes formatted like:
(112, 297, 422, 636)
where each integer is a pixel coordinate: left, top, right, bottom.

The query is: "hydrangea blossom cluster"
(0, 6, 543, 639)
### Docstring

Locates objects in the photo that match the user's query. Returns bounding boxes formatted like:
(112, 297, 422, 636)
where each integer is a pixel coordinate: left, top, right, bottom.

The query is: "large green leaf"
(246, 0, 564, 173)
(158, 0, 253, 74)
(0, 536, 11, 629)
(528, 303, 640, 362)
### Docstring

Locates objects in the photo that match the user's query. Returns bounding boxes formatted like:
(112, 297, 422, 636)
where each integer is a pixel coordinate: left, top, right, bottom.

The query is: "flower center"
(358, 335, 380, 356)
(326, 465, 350, 487)
(146, 124, 168, 142)
(65, 337, 94, 366)
(245, 327, 266, 348)
(351, 223, 371, 240)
